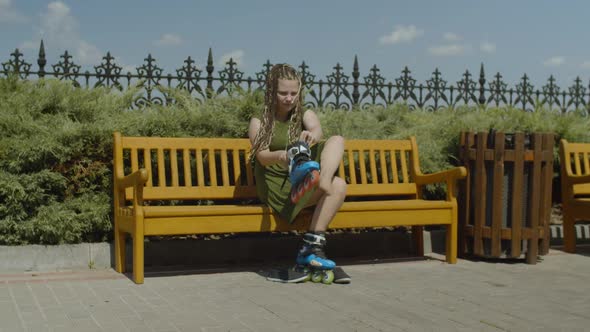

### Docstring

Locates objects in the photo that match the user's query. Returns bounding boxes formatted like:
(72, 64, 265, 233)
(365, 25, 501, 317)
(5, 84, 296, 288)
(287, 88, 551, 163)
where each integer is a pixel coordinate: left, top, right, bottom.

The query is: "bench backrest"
(113, 132, 421, 201)
(560, 139, 590, 196)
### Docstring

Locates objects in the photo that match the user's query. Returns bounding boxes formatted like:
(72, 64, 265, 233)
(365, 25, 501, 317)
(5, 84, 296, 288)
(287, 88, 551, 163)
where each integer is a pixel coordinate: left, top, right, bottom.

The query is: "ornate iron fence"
(2, 40, 590, 114)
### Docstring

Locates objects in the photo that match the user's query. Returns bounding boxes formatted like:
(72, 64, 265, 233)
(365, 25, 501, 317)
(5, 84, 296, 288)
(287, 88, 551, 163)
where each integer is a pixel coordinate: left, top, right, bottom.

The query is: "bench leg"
(411, 226, 424, 257)
(446, 222, 458, 264)
(132, 218, 145, 284)
(563, 214, 576, 253)
(114, 223, 126, 273)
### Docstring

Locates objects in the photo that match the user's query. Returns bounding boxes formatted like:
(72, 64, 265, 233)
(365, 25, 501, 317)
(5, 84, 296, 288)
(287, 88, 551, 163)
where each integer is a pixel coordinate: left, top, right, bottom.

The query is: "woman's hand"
(299, 130, 317, 146)
(279, 150, 289, 167)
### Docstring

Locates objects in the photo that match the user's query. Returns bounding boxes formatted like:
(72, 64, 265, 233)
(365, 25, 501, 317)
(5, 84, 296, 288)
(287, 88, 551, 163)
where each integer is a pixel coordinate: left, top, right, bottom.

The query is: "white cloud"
(77, 40, 102, 65)
(379, 25, 423, 45)
(428, 44, 467, 56)
(18, 1, 106, 66)
(19, 40, 37, 50)
(480, 41, 496, 54)
(0, 0, 28, 23)
(582, 61, 590, 69)
(218, 50, 244, 67)
(443, 32, 461, 42)
(154, 33, 183, 47)
(543, 56, 565, 67)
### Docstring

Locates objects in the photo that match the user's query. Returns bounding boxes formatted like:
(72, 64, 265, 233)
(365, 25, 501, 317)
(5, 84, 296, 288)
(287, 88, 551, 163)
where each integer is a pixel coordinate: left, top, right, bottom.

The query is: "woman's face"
(275, 79, 300, 113)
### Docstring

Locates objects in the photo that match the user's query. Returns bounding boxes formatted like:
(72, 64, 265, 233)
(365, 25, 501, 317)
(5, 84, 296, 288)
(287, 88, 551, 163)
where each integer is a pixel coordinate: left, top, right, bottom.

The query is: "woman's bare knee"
(319, 176, 347, 196)
(332, 177, 347, 198)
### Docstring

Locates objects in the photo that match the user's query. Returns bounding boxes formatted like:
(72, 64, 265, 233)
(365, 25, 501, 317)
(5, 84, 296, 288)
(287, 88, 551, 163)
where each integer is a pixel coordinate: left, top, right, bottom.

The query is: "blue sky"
(1, 0, 589, 88)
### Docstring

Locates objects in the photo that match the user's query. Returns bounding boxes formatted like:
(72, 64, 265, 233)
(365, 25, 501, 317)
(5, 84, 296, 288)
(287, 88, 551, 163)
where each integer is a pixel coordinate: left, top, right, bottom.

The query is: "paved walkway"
(1, 246, 589, 332)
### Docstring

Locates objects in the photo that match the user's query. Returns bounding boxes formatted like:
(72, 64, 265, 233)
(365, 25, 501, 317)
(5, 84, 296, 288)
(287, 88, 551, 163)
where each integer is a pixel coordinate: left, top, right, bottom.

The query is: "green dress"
(254, 120, 322, 223)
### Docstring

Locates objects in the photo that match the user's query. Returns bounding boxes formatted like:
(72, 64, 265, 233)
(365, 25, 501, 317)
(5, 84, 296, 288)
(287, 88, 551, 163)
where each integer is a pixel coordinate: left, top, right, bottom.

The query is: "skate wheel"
(310, 170, 320, 185)
(322, 270, 335, 285)
(303, 175, 312, 191)
(297, 182, 305, 195)
(311, 271, 323, 283)
(290, 190, 298, 203)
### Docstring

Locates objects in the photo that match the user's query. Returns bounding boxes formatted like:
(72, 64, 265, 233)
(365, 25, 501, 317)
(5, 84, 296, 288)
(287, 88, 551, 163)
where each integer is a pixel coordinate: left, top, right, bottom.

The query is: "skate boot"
(266, 264, 311, 283)
(287, 141, 320, 204)
(296, 232, 336, 284)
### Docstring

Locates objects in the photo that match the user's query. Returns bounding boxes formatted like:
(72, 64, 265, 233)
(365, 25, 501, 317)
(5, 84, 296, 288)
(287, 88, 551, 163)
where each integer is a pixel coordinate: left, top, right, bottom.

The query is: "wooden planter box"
(459, 131, 554, 264)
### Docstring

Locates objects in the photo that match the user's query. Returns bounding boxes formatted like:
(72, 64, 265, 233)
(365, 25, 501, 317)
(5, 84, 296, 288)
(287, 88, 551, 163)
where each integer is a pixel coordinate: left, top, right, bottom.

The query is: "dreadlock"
(250, 63, 304, 163)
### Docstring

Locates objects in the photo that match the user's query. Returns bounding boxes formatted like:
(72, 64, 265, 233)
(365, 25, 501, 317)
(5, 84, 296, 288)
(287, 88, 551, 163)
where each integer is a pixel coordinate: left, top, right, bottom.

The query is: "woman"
(248, 63, 350, 284)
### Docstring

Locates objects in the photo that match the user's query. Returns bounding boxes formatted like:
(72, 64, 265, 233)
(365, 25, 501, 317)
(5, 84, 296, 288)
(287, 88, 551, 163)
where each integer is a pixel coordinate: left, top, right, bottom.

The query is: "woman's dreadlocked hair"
(249, 64, 304, 163)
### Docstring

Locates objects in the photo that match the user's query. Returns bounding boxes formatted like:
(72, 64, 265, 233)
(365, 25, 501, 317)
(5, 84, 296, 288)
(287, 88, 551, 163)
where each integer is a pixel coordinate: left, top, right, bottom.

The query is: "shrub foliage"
(1, 77, 589, 244)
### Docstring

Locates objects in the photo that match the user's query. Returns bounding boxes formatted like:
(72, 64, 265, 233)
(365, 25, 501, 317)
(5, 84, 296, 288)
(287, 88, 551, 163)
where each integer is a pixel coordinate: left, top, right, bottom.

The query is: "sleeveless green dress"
(254, 120, 322, 223)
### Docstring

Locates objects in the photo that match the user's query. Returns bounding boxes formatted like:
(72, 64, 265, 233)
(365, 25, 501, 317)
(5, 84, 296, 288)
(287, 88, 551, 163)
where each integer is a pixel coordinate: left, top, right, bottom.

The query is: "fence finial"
(38, 40, 46, 77)
(478, 63, 486, 105)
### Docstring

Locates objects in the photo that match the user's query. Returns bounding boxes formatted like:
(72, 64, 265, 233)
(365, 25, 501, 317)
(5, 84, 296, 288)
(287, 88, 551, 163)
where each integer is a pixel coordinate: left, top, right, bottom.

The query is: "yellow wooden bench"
(113, 132, 467, 283)
(559, 139, 590, 252)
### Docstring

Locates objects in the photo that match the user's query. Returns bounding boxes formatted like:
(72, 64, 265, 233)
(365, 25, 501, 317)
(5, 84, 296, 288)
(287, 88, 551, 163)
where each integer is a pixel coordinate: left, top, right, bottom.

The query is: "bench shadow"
(138, 254, 429, 281)
(109, 230, 426, 281)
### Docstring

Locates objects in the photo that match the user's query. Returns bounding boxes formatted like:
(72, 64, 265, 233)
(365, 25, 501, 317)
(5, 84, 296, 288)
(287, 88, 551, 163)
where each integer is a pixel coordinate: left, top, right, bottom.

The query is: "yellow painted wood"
(112, 132, 466, 284)
(359, 150, 367, 184)
(245, 151, 254, 186)
(338, 159, 345, 179)
(196, 149, 204, 186)
(232, 150, 240, 185)
(131, 148, 138, 173)
(157, 148, 165, 187)
(379, 150, 388, 183)
(144, 149, 152, 186)
(171, 149, 179, 186)
(559, 139, 590, 254)
(143, 209, 453, 236)
(369, 150, 378, 184)
(208, 150, 217, 186)
(400, 150, 409, 183)
(347, 149, 357, 184)
(220, 149, 229, 186)
(574, 152, 582, 174)
(183, 149, 191, 187)
(390, 150, 399, 183)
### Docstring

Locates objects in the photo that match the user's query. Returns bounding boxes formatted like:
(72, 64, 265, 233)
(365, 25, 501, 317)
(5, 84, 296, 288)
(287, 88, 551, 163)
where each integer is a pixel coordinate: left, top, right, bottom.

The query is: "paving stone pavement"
(0, 246, 589, 332)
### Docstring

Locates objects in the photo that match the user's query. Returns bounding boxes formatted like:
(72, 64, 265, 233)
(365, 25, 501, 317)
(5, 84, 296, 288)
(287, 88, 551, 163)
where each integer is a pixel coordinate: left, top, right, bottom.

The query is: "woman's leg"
(304, 135, 347, 232)
(309, 176, 347, 231)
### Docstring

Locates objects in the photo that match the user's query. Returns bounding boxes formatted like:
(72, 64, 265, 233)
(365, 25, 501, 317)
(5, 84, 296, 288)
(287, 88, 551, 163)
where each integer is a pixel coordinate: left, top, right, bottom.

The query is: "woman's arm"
(301, 109, 323, 145)
(248, 117, 288, 167)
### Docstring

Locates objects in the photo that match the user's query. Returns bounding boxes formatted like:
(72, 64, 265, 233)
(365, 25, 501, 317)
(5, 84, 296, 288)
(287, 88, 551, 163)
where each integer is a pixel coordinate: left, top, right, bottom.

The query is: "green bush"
(1, 77, 590, 244)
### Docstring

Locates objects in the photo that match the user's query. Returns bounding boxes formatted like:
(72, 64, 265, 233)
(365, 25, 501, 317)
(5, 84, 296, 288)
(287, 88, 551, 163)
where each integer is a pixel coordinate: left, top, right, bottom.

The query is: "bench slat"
(171, 148, 179, 187)
(196, 149, 204, 186)
(183, 149, 191, 187)
(359, 150, 367, 184)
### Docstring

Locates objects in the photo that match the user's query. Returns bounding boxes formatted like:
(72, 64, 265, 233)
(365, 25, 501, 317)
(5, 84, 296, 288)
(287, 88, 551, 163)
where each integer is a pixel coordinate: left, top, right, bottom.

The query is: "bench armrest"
(414, 167, 467, 185)
(563, 173, 590, 185)
(116, 169, 149, 190)
(414, 166, 467, 201)
(115, 169, 149, 208)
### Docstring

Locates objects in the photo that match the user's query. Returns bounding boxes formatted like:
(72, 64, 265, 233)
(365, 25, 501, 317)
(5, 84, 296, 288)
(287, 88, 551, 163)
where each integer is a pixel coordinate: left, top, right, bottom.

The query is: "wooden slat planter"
(459, 131, 554, 264)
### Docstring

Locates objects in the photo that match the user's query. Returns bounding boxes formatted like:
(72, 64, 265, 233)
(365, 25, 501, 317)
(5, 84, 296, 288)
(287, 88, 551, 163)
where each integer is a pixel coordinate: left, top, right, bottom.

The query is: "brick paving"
(0, 247, 589, 331)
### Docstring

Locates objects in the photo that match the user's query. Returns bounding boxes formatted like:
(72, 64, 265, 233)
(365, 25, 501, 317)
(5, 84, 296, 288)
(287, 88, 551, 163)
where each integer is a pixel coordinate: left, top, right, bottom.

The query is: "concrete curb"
(1, 224, 588, 272)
